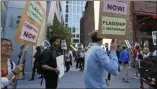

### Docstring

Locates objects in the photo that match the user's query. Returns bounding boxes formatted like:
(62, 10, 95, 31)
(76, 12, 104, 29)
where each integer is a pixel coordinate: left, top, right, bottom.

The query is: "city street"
(9, 67, 149, 88)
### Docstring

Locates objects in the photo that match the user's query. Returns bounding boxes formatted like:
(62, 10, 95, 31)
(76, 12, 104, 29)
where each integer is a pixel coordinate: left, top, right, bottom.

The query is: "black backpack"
(35, 51, 45, 75)
(35, 49, 47, 86)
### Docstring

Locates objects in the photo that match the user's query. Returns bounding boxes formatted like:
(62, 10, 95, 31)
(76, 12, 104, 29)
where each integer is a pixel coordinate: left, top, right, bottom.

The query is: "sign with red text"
(20, 21, 39, 43)
(14, 0, 45, 45)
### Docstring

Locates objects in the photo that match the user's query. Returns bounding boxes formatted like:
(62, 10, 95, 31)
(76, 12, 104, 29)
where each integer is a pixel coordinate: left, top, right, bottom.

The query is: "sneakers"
(122, 78, 129, 83)
(29, 78, 34, 81)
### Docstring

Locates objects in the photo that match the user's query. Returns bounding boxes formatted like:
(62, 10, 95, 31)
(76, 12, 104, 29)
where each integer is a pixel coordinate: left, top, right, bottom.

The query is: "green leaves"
(47, 14, 72, 49)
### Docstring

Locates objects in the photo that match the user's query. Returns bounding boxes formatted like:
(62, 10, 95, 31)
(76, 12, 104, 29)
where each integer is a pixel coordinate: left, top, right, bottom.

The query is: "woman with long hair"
(1, 38, 23, 89)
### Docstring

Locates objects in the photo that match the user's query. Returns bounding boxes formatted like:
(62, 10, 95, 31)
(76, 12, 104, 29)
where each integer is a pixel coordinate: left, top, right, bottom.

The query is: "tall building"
(61, 1, 86, 45)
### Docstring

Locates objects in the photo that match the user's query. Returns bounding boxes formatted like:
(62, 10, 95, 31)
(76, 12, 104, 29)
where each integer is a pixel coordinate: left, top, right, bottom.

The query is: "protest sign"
(103, 1, 128, 15)
(14, 0, 45, 45)
(13, 1, 45, 88)
(56, 55, 65, 78)
(98, 1, 129, 40)
(61, 40, 67, 50)
(125, 40, 131, 48)
(102, 16, 126, 35)
(27, 1, 44, 25)
(152, 31, 157, 45)
(39, 40, 51, 50)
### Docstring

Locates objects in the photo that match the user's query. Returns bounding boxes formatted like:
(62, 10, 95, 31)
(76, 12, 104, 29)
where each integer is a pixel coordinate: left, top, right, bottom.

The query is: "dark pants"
(65, 61, 70, 72)
(44, 73, 58, 89)
(80, 58, 85, 70)
(30, 64, 36, 79)
(76, 58, 80, 68)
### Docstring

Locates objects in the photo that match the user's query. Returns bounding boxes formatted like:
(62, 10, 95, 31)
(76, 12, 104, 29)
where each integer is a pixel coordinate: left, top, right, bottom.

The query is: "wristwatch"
(12, 71, 17, 76)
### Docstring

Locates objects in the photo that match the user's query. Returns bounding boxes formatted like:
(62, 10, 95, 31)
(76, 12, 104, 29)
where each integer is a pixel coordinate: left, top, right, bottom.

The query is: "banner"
(102, 16, 126, 35)
(56, 55, 65, 78)
(14, 0, 45, 45)
(152, 31, 157, 45)
(103, 1, 128, 15)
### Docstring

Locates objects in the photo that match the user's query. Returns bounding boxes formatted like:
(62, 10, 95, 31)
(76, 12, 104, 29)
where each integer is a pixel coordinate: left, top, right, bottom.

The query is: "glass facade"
(64, 1, 86, 44)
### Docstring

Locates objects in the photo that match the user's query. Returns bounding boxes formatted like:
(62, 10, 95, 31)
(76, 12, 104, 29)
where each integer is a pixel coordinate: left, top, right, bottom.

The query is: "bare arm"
(42, 65, 56, 71)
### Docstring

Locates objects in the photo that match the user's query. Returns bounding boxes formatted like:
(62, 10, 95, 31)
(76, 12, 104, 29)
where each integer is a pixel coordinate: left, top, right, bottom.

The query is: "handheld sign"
(61, 40, 67, 50)
(125, 40, 131, 48)
(14, 0, 45, 45)
(152, 31, 157, 45)
(39, 40, 51, 50)
(56, 55, 65, 78)
(98, 1, 129, 40)
(12, 0, 45, 89)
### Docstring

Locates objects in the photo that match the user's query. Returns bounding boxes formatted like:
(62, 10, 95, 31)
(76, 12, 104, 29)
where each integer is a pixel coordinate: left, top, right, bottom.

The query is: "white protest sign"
(103, 1, 128, 15)
(61, 40, 67, 50)
(56, 55, 65, 78)
(125, 40, 131, 48)
(39, 40, 51, 50)
(20, 21, 39, 43)
(70, 45, 77, 51)
(152, 31, 157, 45)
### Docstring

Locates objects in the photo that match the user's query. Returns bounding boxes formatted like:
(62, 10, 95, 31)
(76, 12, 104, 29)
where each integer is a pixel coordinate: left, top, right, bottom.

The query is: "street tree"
(47, 14, 72, 49)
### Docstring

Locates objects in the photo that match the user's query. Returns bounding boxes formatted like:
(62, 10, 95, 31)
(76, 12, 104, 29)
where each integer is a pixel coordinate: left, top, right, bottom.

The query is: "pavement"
(8, 66, 150, 88)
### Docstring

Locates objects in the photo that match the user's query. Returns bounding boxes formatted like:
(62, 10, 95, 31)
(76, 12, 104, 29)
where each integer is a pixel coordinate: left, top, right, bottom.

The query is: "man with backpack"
(29, 46, 41, 81)
(37, 36, 60, 89)
(120, 45, 130, 83)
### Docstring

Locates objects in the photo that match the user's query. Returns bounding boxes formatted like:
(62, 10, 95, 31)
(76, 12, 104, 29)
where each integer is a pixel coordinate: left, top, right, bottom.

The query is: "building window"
(73, 6, 76, 13)
(72, 34, 75, 38)
(66, 5, 68, 12)
(65, 24, 68, 27)
(65, 17, 68, 22)
(73, 28, 76, 33)
(81, 7, 84, 12)
(81, 1, 84, 5)
(73, 39, 79, 43)
(77, 6, 79, 13)
(68, 5, 72, 13)
(69, 1, 72, 4)
(73, 1, 77, 4)
(76, 34, 79, 38)
(65, 14, 68, 18)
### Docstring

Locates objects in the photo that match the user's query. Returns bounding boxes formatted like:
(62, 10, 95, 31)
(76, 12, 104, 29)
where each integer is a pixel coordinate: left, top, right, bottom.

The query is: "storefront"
(132, 1, 157, 51)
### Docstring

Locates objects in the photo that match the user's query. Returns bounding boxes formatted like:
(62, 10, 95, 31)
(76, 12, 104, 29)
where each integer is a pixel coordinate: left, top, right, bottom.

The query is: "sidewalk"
(9, 67, 149, 88)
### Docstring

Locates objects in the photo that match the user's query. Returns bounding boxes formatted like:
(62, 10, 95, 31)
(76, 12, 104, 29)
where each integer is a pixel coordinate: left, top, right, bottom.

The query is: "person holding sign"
(1, 38, 23, 89)
(40, 36, 60, 89)
(84, 31, 119, 88)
